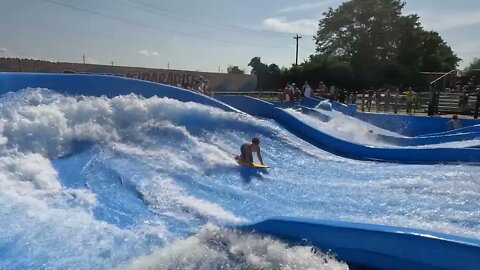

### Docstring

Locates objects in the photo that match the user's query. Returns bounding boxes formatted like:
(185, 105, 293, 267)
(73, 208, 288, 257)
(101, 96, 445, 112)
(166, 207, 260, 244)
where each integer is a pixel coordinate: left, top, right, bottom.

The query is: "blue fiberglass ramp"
(0, 72, 239, 112)
(2, 73, 480, 270)
(298, 105, 480, 147)
(216, 95, 480, 164)
(300, 96, 480, 137)
(236, 217, 480, 270)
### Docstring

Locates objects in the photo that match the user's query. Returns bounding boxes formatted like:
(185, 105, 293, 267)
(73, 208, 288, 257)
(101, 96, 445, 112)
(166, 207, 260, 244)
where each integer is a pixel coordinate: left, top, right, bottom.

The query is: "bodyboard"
(235, 156, 269, 168)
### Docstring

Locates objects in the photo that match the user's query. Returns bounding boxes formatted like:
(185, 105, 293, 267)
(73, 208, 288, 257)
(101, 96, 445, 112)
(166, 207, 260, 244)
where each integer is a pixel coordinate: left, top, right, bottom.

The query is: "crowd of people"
(178, 76, 213, 96)
(360, 87, 418, 114)
(279, 81, 356, 103)
(450, 76, 480, 112)
(278, 81, 420, 114)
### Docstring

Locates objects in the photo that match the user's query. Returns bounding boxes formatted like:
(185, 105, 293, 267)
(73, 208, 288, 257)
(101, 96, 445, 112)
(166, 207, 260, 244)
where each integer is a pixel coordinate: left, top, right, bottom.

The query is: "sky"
(1, 0, 479, 73)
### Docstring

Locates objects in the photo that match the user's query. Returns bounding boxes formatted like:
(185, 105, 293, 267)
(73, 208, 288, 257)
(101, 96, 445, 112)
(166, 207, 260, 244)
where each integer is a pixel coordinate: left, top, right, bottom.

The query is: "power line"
(116, 0, 292, 38)
(42, 0, 293, 49)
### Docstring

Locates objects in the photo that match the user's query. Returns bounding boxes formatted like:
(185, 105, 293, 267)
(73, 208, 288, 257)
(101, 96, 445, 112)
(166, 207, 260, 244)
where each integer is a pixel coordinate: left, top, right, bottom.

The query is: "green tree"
(465, 58, 480, 78)
(227, 65, 245, 74)
(420, 31, 460, 72)
(268, 64, 281, 75)
(314, 0, 460, 87)
(248, 57, 283, 89)
(315, 0, 405, 63)
(248, 57, 269, 75)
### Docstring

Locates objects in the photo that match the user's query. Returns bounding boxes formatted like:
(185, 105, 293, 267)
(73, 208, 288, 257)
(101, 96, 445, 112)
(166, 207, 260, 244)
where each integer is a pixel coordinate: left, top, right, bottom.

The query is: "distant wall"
(0, 72, 240, 113)
(0, 58, 257, 91)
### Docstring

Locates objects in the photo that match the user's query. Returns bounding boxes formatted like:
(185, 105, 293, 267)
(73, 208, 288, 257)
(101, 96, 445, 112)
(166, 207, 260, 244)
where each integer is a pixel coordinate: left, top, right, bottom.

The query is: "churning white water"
(1, 88, 479, 269)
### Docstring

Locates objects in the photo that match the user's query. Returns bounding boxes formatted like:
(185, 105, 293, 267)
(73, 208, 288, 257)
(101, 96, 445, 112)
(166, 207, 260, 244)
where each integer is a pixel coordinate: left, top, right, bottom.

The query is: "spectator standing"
(302, 81, 312, 98)
(366, 88, 374, 112)
(384, 89, 391, 113)
(375, 89, 382, 112)
(318, 81, 328, 97)
(350, 90, 357, 104)
(394, 88, 400, 114)
(361, 89, 366, 111)
(292, 83, 301, 101)
(329, 85, 336, 100)
(404, 87, 416, 114)
(447, 115, 462, 130)
(475, 87, 480, 119)
(338, 89, 347, 103)
(283, 84, 293, 102)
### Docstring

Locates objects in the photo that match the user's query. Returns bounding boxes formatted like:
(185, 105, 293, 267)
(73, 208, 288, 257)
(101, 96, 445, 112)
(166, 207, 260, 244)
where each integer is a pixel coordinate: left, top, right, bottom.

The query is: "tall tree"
(420, 31, 460, 72)
(465, 58, 480, 78)
(315, 0, 405, 63)
(227, 65, 245, 74)
(248, 57, 282, 89)
(314, 0, 460, 87)
(248, 57, 269, 75)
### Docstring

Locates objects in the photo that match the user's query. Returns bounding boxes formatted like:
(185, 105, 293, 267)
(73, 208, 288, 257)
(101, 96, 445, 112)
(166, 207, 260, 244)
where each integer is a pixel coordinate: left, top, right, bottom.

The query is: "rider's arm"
(257, 148, 263, 165)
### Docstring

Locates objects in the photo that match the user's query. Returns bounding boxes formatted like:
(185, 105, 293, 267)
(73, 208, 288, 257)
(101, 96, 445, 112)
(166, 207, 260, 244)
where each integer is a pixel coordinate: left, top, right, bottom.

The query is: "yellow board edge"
(235, 156, 270, 168)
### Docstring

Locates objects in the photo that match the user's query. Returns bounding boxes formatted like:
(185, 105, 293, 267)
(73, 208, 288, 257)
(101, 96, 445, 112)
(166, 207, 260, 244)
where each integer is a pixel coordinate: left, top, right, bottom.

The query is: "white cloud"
(138, 50, 149, 56)
(263, 17, 317, 35)
(276, 0, 341, 14)
(138, 50, 160, 57)
(0, 47, 7, 55)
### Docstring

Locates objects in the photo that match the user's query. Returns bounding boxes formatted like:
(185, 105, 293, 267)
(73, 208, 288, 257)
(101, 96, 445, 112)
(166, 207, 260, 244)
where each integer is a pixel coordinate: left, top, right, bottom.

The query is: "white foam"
(0, 187, 165, 269)
(287, 108, 391, 146)
(140, 177, 245, 223)
(0, 150, 99, 216)
(412, 139, 480, 149)
(0, 88, 277, 162)
(0, 152, 60, 191)
(119, 223, 349, 270)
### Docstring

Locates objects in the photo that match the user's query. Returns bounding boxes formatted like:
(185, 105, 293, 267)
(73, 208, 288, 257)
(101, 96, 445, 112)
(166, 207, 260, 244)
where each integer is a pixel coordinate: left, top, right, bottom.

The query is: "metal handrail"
(428, 69, 457, 115)
(430, 69, 456, 86)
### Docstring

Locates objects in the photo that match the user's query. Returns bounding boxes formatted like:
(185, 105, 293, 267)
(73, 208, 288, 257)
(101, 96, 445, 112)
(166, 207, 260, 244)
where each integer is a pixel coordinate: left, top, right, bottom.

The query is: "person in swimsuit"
(446, 114, 462, 130)
(238, 137, 263, 164)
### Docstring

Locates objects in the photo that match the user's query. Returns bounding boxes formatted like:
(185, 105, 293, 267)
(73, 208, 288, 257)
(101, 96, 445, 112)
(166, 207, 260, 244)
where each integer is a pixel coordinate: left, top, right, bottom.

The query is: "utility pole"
(110, 61, 114, 66)
(83, 53, 86, 64)
(167, 62, 170, 69)
(293, 34, 302, 66)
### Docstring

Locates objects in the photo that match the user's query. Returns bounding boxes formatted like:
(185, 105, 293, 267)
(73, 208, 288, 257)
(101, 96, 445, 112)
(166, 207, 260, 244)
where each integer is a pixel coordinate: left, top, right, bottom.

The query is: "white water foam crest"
(135, 120, 236, 169)
(119, 223, 349, 270)
(286, 108, 391, 147)
(0, 151, 169, 269)
(0, 185, 166, 270)
(290, 107, 480, 149)
(0, 88, 276, 159)
(0, 150, 97, 209)
(313, 103, 407, 138)
(140, 177, 245, 224)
